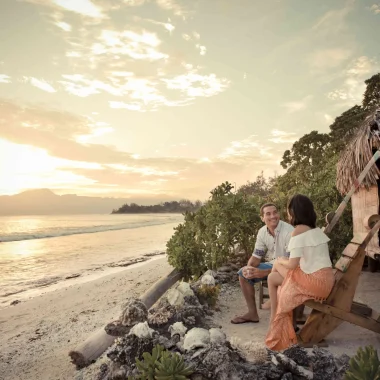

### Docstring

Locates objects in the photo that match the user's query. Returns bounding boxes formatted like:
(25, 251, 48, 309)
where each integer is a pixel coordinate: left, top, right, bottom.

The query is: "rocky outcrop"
(92, 268, 350, 380)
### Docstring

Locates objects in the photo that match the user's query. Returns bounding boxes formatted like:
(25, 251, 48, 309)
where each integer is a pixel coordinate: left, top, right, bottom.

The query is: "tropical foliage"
(166, 73, 380, 276)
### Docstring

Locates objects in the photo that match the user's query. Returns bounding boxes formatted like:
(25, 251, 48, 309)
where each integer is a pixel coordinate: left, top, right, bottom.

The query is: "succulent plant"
(344, 345, 380, 380)
(131, 344, 193, 380)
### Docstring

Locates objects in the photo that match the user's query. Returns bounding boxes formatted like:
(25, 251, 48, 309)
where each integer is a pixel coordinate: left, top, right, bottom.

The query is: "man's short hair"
(260, 203, 278, 216)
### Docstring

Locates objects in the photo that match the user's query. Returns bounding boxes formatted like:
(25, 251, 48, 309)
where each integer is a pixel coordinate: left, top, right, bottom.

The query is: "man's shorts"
(237, 262, 273, 286)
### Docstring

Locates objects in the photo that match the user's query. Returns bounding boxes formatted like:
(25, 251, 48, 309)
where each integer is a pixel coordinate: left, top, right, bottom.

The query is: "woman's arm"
(277, 256, 300, 269)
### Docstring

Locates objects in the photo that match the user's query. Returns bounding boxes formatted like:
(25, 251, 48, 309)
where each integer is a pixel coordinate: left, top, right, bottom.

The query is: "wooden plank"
(341, 243, 359, 258)
(371, 311, 380, 322)
(334, 256, 353, 272)
(351, 302, 372, 317)
(351, 233, 369, 245)
(304, 301, 380, 334)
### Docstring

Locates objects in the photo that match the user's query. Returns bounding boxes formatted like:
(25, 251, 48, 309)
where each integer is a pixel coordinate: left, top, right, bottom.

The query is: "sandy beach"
(0, 257, 173, 380)
(1, 258, 380, 380)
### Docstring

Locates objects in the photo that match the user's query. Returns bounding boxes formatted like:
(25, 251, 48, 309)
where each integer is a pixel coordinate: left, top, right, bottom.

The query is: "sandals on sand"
(230, 316, 259, 324)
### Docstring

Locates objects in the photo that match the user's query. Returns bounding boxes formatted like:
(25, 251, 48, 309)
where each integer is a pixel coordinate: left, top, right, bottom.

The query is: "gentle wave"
(0, 251, 165, 299)
(0, 219, 177, 242)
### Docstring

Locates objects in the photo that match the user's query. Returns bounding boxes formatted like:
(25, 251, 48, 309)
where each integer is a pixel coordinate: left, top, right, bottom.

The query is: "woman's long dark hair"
(287, 194, 317, 228)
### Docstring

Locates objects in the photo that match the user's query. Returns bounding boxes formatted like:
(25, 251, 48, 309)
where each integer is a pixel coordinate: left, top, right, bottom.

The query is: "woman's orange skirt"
(265, 266, 334, 351)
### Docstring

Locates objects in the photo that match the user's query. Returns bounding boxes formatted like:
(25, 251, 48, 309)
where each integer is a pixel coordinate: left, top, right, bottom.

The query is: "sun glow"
(0, 139, 95, 195)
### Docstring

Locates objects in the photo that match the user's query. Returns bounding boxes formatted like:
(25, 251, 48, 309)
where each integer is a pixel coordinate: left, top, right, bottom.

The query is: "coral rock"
(169, 322, 188, 337)
(209, 328, 226, 345)
(177, 282, 195, 297)
(129, 321, 155, 339)
(183, 328, 210, 351)
(167, 288, 185, 307)
(201, 274, 216, 286)
(120, 298, 148, 327)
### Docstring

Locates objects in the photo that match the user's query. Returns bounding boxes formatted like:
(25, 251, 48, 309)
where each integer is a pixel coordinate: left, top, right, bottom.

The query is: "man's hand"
(242, 266, 264, 279)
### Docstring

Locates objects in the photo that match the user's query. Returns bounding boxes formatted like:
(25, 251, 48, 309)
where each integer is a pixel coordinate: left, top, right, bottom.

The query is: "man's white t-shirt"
(252, 220, 294, 264)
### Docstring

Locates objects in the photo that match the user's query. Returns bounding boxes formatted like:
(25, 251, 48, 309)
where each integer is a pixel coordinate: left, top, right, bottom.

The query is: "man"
(231, 203, 294, 324)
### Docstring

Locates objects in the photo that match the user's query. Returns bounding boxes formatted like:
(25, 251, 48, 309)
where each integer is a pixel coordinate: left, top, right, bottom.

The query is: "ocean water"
(0, 214, 183, 307)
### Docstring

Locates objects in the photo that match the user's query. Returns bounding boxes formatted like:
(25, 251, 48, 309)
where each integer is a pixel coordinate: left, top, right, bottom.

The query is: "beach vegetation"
(130, 344, 193, 380)
(344, 345, 380, 380)
(166, 73, 380, 276)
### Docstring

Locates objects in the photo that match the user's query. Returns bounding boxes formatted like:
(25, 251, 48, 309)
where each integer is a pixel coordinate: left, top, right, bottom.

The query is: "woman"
(265, 194, 335, 351)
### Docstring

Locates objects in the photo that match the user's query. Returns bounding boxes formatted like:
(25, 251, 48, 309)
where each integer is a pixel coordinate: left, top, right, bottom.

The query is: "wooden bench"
(258, 218, 380, 347)
(298, 218, 380, 346)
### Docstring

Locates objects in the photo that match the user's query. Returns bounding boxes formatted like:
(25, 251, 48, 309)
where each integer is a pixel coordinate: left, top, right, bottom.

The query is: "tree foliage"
(166, 72, 380, 275)
(112, 200, 202, 214)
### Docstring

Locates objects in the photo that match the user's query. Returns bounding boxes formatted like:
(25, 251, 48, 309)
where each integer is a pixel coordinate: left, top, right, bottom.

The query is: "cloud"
(92, 29, 168, 61)
(0, 98, 93, 139)
(196, 44, 207, 56)
(109, 101, 142, 111)
(0, 74, 11, 84)
(22, 1, 228, 111)
(0, 99, 284, 199)
(55, 21, 72, 32)
(162, 70, 229, 98)
(312, 0, 354, 36)
(143, 18, 175, 34)
(308, 48, 352, 71)
(218, 135, 273, 162)
(327, 56, 380, 104)
(53, 0, 105, 18)
(281, 95, 313, 114)
(156, 0, 186, 17)
(23, 0, 106, 19)
(25, 77, 57, 93)
(324, 114, 334, 125)
(368, 4, 380, 14)
(268, 130, 298, 144)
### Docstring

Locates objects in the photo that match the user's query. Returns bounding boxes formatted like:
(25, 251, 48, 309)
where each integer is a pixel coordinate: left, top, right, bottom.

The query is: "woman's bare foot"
(261, 300, 271, 310)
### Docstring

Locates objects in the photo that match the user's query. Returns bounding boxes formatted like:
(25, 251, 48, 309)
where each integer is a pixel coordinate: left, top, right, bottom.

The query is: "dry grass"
(337, 109, 380, 195)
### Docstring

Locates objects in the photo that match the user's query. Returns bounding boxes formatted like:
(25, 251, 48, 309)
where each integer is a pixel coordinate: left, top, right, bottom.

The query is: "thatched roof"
(336, 109, 380, 195)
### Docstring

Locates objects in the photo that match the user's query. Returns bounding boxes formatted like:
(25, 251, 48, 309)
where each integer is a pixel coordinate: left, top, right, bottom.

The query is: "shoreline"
(1, 253, 166, 309)
(0, 256, 173, 380)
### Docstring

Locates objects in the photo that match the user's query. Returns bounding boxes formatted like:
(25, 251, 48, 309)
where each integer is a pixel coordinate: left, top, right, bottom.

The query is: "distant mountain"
(0, 189, 181, 215)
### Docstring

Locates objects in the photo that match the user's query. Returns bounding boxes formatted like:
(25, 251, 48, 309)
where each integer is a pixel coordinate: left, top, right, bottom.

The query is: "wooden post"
(68, 269, 183, 368)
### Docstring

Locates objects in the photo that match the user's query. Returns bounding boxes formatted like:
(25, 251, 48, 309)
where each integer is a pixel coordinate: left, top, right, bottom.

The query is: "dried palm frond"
(336, 109, 380, 195)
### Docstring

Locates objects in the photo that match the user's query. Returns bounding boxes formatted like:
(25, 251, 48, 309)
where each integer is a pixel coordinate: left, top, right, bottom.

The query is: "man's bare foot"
(261, 300, 271, 310)
(231, 313, 259, 324)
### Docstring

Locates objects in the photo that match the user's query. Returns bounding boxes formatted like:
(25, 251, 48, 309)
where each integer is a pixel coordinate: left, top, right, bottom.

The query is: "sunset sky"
(0, 0, 379, 201)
